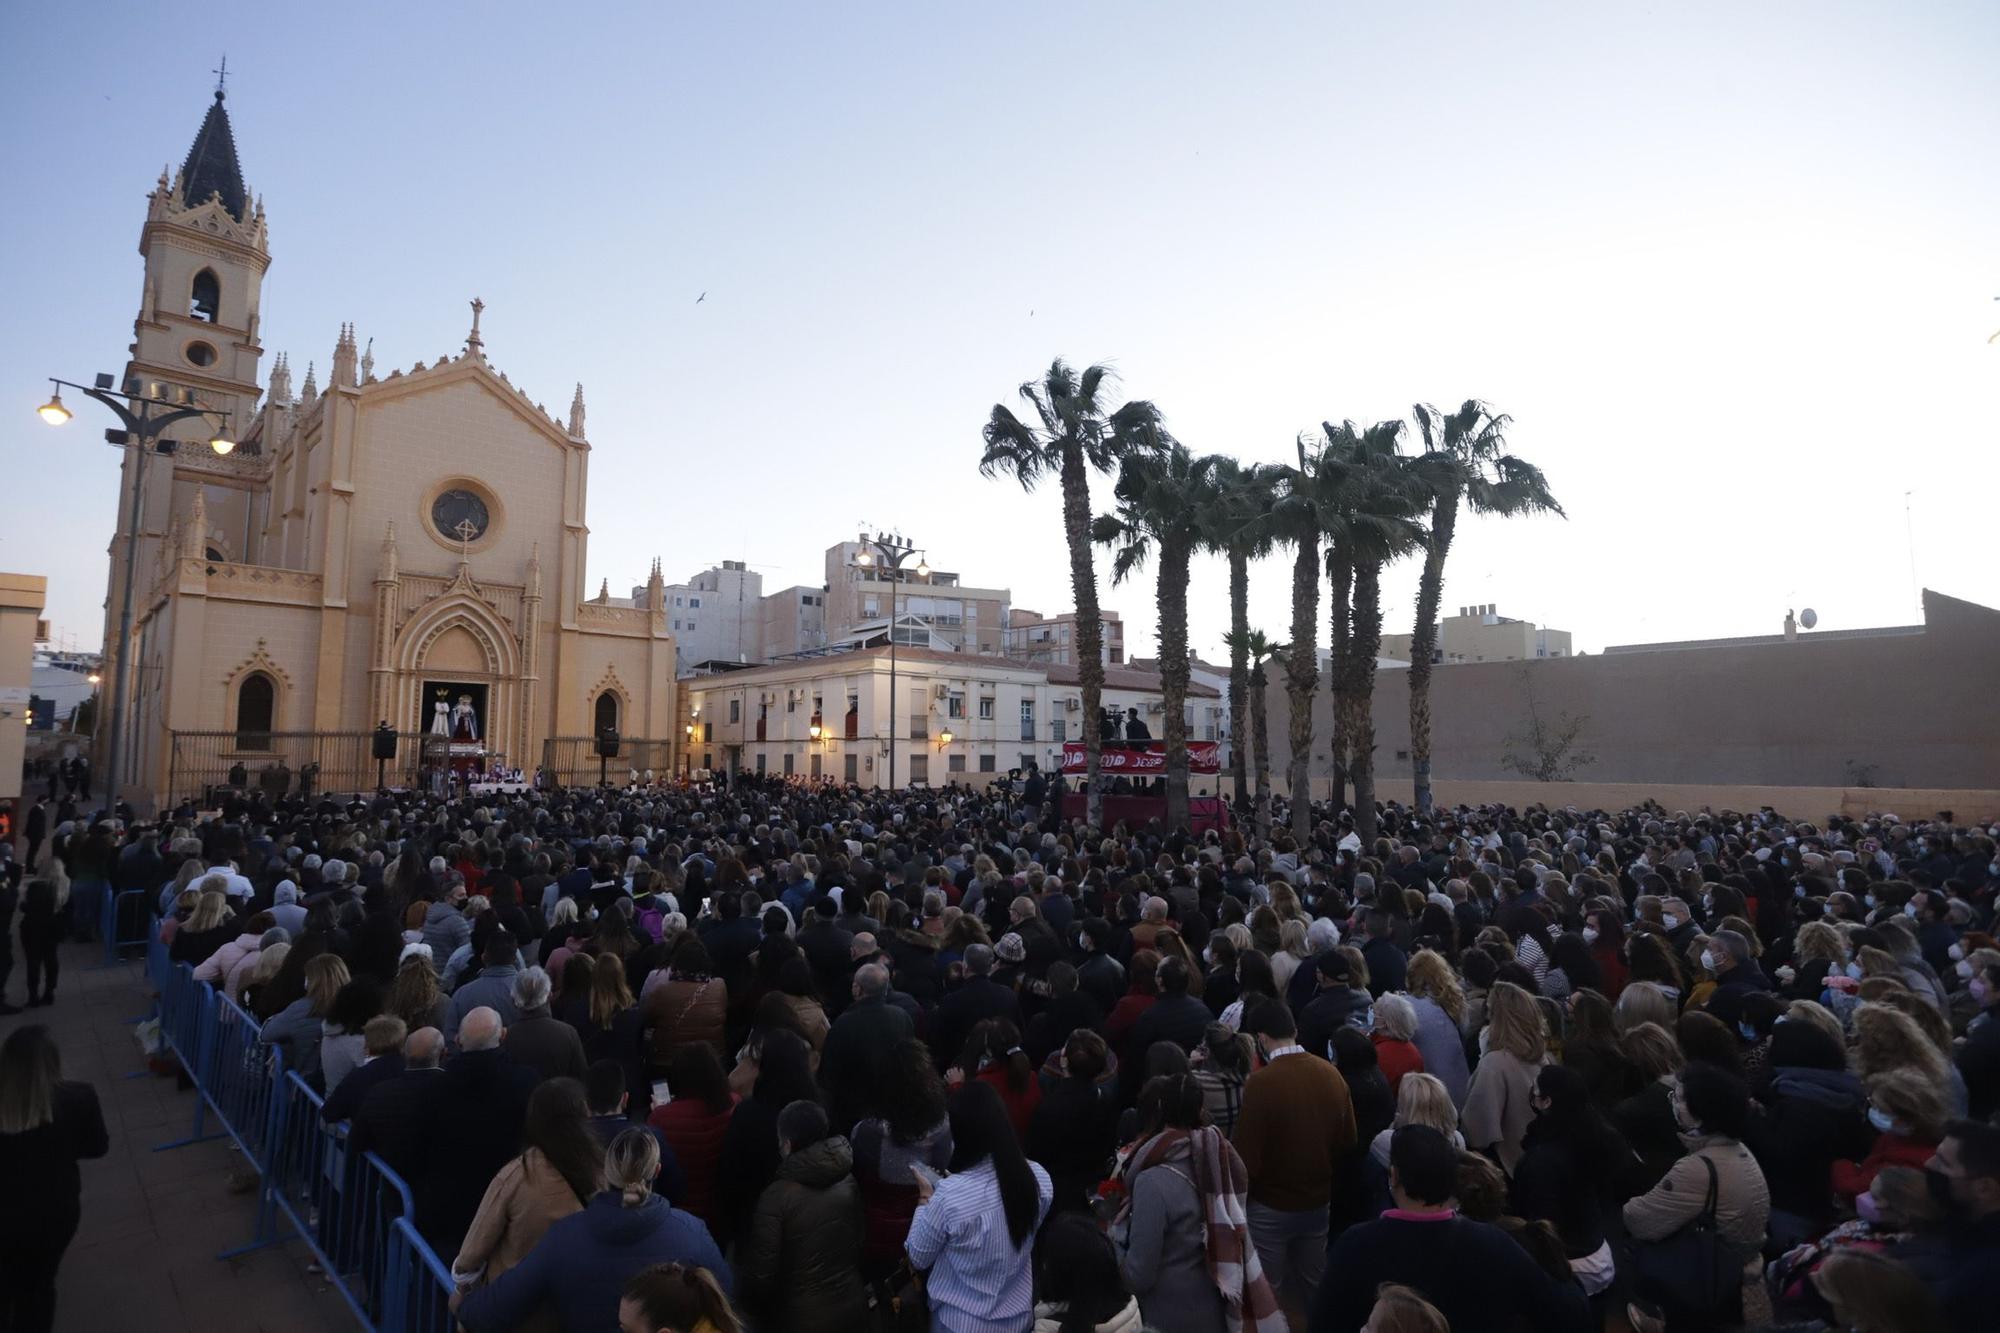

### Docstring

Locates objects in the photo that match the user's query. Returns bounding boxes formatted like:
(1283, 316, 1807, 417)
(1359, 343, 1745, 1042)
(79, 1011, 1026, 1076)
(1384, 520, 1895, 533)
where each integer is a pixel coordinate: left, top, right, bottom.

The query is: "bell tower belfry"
(130, 83, 269, 446)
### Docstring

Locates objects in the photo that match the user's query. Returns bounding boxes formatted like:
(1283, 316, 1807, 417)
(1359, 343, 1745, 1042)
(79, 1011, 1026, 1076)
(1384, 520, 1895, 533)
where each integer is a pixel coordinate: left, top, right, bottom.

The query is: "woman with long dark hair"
(0, 1026, 108, 1332)
(954, 1019, 1041, 1140)
(852, 1038, 953, 1276)
(644, 1043, 739, 1226)
(1033, 1213, 1141, 1332)
(453, 1078, 604, 1330)
(1509, 1064, 1633, 1299)
(906, 1081, 1052, 1333)
(712, 1027, 818, 1251)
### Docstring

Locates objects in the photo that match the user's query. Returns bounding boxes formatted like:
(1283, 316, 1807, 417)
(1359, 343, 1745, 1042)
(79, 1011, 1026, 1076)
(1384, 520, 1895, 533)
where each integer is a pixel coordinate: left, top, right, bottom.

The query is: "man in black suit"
(321, 1015, 409, 1124)
(928, 944, 1021, 1068)
(820, 963, 915, 1130)
(411, 1007, 537, 1261)
(348, 1026, 447, 1180)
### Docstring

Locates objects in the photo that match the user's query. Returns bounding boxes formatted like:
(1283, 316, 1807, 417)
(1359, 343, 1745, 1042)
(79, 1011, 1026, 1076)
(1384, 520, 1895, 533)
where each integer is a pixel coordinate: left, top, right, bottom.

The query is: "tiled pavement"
(2, 940, 354, 1332)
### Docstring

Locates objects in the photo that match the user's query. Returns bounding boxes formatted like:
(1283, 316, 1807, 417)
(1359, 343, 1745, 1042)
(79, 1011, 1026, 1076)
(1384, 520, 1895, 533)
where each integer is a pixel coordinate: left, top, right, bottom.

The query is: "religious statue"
(430, 700, 452, 737)
(451, 694, 481, 743)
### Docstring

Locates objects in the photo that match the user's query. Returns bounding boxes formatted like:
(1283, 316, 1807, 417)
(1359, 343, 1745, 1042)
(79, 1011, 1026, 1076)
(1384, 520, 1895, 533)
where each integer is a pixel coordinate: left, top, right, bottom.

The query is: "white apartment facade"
(680, 648, 1219, 790)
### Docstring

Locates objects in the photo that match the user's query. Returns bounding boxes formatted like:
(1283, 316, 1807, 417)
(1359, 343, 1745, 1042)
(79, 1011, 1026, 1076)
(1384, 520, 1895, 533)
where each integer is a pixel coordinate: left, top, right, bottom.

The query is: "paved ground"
(3, 939, 354, 1333)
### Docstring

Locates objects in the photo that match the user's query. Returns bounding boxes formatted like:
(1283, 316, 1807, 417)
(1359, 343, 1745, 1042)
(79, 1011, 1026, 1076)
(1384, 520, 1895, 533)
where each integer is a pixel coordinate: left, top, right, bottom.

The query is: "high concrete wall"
(1261, 590, 2000, 799)
(0, 574, 47, 805)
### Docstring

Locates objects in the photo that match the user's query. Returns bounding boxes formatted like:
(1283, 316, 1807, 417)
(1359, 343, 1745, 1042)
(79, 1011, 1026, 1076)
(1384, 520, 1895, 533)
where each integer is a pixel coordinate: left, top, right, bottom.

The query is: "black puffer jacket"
(1744, 1051, 1871, 1227)
(739, 1135, 868, 1333)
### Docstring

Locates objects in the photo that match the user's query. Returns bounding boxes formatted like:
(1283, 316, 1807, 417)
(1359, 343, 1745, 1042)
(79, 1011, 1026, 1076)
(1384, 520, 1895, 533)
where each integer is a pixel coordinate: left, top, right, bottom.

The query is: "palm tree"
(1246, 631, 1284, 837)
(1200, 459, 1275, 813)
(1092, 442, 1224, 830)
(1253, 445, 1331, 841)
(1406, 401, 1563, 813)
(981, 360, 1163, 826)
(1323, 419, 1431, 846)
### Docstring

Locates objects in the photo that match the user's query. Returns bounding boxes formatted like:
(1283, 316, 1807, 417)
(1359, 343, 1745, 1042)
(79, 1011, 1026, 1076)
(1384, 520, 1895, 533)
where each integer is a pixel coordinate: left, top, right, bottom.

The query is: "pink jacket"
(194, 933, 262, 987)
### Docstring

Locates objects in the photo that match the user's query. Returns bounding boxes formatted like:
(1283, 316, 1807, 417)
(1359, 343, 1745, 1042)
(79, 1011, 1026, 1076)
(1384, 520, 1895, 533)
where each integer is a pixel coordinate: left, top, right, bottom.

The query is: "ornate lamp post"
(38, 374, 233, 815)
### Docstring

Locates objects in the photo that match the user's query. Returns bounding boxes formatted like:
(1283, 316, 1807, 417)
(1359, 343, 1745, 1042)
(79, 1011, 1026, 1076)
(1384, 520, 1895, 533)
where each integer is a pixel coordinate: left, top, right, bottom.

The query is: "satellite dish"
(1800, 608, 1818, 629)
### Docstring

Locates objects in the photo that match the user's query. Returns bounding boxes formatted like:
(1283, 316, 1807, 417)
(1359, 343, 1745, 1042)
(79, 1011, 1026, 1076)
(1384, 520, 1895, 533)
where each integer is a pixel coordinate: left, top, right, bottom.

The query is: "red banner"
(1060, 741, 1221, 774)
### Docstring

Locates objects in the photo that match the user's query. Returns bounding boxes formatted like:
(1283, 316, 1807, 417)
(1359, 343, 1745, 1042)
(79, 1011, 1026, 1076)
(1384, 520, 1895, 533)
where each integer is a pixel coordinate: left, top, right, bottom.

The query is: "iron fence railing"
(166, 730, 442, 806)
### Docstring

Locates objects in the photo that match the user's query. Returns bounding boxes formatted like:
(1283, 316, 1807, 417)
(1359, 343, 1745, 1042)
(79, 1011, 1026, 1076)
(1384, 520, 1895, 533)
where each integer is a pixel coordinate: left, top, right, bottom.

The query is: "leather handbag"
(1631, 1154, 1742, 1317)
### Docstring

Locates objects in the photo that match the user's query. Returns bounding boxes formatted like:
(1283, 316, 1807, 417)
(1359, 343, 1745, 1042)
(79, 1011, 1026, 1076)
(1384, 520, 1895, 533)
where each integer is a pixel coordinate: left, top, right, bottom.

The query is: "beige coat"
(1623, 1136, 1771, 1296)
(455, 1148, 591, 1332)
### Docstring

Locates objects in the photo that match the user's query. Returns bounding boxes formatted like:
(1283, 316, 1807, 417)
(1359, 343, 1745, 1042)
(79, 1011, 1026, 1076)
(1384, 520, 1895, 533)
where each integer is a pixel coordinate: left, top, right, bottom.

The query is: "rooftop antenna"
(1904, 490, 1919, 614)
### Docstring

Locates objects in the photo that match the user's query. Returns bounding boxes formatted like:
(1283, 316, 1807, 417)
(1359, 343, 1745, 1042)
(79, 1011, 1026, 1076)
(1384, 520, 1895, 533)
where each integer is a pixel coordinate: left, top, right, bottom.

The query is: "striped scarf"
(1115, 1126, 1285, 1333)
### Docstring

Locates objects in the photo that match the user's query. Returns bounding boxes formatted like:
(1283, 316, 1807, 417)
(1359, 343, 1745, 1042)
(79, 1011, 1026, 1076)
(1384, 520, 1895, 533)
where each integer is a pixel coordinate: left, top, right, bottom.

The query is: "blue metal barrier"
(137, 921, 461, 1332)
(381, 1217, 458, 1333)
(101, 889, 151, 966)
(155, 963, 222, 1149)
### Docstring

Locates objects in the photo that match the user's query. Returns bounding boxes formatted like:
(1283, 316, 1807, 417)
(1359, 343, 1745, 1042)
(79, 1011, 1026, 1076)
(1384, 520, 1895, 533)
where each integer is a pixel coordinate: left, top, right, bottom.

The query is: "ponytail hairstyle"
(958, 1019, 1032, 1093)
(605, 1127, 660, 1208)
(620, 1262, 742, 1333)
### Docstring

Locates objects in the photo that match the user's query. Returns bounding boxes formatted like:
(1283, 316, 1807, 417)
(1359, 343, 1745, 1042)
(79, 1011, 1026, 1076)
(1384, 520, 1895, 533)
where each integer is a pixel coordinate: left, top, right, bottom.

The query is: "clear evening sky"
(3, 1, 1995, 662)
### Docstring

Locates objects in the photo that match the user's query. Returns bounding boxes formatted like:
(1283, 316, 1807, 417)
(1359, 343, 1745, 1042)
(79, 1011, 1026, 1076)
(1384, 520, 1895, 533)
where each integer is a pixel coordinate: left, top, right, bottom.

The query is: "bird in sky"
(696, 292, 706, 304)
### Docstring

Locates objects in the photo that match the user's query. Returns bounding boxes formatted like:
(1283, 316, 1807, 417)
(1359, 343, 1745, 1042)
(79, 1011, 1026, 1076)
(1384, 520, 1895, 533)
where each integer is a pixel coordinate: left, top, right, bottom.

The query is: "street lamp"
(39, 373, 234, 815)
(855, 533, 927, 789)
(937, 727, 953, 749)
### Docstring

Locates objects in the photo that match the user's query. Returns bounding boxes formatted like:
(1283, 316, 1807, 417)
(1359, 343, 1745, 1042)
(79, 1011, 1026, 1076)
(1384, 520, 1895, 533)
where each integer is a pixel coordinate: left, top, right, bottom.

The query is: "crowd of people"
(5, 772, 2000, 1333)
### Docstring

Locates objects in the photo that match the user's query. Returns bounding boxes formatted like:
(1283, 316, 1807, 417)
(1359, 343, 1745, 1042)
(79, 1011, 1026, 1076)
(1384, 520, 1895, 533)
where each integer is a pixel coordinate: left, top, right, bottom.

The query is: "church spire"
(299, 360, 318, 404)
(268, 351, 292, 406)
(178, 80, 249, 220)
(332, 323, 358, 388)
(568, 383, 586, 437)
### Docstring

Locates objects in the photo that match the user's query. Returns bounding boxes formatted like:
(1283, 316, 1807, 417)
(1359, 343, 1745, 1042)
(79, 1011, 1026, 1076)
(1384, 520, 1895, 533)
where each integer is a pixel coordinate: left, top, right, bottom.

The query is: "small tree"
(1499, 666, 1594, 782)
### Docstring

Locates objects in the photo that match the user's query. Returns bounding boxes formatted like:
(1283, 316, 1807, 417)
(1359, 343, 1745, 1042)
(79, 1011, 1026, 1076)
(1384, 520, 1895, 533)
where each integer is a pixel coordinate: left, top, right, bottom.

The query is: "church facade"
(103, 90, 677, 806)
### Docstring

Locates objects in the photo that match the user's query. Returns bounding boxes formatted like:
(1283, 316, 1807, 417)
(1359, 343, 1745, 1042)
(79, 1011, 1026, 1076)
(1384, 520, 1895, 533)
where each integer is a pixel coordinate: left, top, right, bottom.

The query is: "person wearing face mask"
(1832, 1069, 1948, 1201)
(1895, 1119, 2000, 1333)
(1698, 930, 1771, 1030)
(1955, 961, 2000, 1120)
(1622, 1063, 1770, 1328)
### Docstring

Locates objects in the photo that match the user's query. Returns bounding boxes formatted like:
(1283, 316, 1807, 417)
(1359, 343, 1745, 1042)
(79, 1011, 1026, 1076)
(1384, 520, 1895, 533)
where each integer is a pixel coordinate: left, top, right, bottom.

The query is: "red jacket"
(1372, 1034, 1425, 1097)
(1831, 1131, 1938, 1200)
(976, 1064, 1043, 1141)
(1591, 944, 1630, 999)
(1106, 992, 1156, 1047)
(647, 1094, 740, 1222)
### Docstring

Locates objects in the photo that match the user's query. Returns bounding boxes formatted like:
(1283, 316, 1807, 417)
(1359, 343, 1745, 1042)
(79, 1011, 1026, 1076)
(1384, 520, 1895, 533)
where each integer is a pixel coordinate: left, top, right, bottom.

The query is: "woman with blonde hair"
(1270, 918, 1309, 994)
(1366, 1072, 1463, 1166)
(1613, 1021, 1687, 1192)
(1852, 1002, 1965, 1116)
(1360, 1283, 1449, 1333)
(239, 941, 292, 1013)
(388, 944, 450, 1033)
(1783, 920, 1849, 999)
(1462, 982, 1548, 1174)
(1831, 1068, 1947, 1202)
(0, 1026, 109, 1332)
(456, 1127, 730, 1333)
(1807, 1247, 1943, 1333)
(262, 954, 350, 1085)
(1613, 981, 1676, 1036)
(168, 886, 237, 967)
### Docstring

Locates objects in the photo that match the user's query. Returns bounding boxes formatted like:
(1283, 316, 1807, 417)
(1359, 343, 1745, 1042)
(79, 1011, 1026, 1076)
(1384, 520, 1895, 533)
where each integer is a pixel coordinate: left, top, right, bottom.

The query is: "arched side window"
(190, 269, 220, 323)
(594, 691, 620, 736)
(236, 672, 275, 750)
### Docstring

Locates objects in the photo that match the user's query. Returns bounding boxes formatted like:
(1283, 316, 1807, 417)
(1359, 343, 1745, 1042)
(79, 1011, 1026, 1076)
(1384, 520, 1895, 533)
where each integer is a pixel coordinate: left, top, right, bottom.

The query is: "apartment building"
(1379, 604, 1573, 665)
(822, 534, 1010, 655)
(1003, 607, 1126, 666)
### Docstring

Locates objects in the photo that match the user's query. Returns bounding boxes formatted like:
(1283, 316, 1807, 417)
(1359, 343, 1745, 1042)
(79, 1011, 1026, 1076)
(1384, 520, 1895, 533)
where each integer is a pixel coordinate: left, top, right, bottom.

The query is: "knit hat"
(399, 941, 434, 966)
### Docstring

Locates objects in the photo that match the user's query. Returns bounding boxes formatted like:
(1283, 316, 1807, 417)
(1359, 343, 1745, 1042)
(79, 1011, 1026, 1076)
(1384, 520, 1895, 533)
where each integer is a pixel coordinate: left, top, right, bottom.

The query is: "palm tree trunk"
(1157, 540, 1193, 831)
(1250, 663, 1271, 838)
(1409, 493, 1456, 815)
(1285, 540, 1320, 841)
(1348, 558, 1386, 845)
(1327, 541, 1353, 815)
(1227, 550, 1249, 811)
(1059, 446, 1104, 827)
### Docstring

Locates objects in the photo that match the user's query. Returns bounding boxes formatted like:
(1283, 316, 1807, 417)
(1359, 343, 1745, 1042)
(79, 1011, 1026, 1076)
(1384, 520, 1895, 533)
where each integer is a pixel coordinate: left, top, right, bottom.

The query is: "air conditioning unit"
(1064, 698, 1080, 712)
(933, 685, 950, 700)
(1147, 701, 1166, 714)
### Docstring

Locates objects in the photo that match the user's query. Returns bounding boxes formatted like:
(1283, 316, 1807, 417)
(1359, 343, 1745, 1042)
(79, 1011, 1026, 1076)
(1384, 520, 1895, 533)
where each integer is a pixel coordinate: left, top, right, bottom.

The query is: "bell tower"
(130, 82, 269, 447)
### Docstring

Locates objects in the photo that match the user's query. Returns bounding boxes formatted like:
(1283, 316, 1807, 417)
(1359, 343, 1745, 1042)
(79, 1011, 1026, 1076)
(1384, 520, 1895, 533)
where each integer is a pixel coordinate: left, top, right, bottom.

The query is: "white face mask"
(1700, 949, 1718, 972)
(1582, 927, 1600, 945)
(1864, 894, 1877, 909)
(1662, 914, 1681, 931)
(1867, 1106, 1898, 1135)
(1904, 902, 1919, 918)
(1958, 959, 1975, 979)
(1950, 943, 1965, 962)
